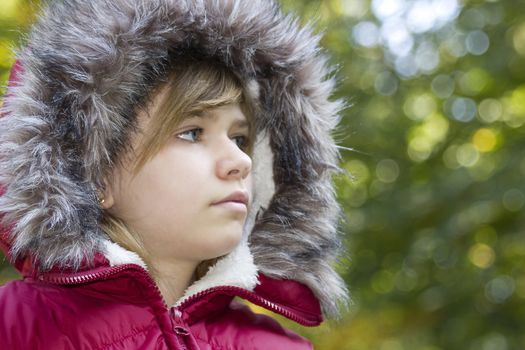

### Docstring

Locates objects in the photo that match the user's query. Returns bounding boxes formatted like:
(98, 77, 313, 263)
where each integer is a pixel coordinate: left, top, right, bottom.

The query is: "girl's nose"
(216, 140, 252, 180)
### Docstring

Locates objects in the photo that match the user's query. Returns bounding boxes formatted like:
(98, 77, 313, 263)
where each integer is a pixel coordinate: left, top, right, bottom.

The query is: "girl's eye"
(232, 135, 249, 150)
(176, 128, 202, 142)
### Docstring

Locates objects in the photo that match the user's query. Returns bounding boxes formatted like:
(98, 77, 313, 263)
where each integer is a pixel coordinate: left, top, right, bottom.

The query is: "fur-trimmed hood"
(0, 0, 347, 317)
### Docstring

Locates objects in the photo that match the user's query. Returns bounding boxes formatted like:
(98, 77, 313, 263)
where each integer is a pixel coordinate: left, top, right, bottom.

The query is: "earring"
(96, 189, 105, 206)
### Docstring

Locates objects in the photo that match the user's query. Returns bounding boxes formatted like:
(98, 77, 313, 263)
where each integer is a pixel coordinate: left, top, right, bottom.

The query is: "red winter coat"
(0, 234, 321, 350)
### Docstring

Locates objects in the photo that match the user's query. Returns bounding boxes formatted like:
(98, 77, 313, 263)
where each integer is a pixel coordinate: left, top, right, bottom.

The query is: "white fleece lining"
(101, 238, 258, 306)
(175, 240, 259, 306)
(243, 133, 275, 234)
(103, 240, 148, 269)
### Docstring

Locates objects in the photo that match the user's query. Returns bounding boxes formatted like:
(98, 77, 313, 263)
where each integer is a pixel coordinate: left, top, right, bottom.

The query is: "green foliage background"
(1, 0, 524, 349)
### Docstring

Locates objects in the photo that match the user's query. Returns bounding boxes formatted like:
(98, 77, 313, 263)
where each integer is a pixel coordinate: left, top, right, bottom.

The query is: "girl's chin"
(201, 233, 243, 259)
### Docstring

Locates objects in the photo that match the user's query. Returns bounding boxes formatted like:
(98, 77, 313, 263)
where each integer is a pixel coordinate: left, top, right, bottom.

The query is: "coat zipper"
(41, 264, 167, 309)
(178, 285, 319, 326)
(170, 308, 190, 350)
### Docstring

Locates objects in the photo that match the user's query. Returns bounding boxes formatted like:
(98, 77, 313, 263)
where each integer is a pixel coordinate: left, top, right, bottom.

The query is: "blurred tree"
(1, 0, 525, 349)
(276, 0, 525, 349)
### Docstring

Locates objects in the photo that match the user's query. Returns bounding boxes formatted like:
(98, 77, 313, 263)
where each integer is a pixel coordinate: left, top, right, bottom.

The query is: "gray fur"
(0, 0, 348, 317)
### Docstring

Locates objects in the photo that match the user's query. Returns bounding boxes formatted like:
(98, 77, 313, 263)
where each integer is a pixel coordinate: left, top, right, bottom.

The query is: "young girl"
(0, 0, 348, 349)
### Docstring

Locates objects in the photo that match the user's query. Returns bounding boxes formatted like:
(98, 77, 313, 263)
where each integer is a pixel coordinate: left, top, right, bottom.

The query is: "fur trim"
(0, 0, 347, 316)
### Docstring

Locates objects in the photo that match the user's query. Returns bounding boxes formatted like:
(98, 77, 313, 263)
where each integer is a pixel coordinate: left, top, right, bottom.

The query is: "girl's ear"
(99, 181, 115, 210)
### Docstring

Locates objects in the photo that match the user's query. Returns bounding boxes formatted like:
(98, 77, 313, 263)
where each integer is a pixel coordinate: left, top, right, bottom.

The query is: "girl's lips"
(212, 201, 248, 212)
(212, 191, 249, 206)
(211, 191, 249, 213)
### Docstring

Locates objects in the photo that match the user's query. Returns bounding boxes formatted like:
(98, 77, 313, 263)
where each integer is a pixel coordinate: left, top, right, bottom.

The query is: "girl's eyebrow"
(231, 119, 249, 128)
(198, 110, 250, 128)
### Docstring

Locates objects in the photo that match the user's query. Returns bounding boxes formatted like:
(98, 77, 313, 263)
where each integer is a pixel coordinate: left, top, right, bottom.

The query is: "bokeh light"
(465, 30, 490, 55)
(468, 243, 495, 268)
(478, 98, 503, 123)
(485, 276, 515, 304)
(376, 159, 400, 183)
(512, 22, 525, 57)
(472, 128, 497, 152)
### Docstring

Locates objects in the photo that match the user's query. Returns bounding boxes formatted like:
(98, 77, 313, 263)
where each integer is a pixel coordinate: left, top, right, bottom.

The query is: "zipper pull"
(170, 308, 190, 336)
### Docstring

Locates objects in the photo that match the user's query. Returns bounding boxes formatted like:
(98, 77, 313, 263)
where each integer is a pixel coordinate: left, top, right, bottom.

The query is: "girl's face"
(104, 103, 253, 264)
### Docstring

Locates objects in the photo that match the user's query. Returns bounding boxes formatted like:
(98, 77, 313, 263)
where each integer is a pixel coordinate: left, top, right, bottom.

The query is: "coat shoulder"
(0, 280, 49, 349)
(0, 279, 162, 350)
(192, 300, 313, 350)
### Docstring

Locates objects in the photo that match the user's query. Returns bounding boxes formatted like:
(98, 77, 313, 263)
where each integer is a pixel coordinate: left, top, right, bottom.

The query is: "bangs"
(182, 65, 244, 114)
